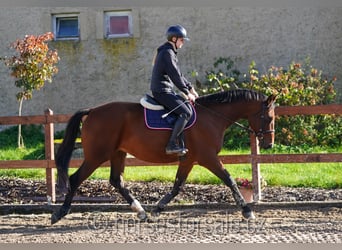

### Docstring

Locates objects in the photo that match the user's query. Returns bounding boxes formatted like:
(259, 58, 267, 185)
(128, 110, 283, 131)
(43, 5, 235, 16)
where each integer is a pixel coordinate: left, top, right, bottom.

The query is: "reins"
(194, 101, 254, 134)
(194, 100, 275, 140)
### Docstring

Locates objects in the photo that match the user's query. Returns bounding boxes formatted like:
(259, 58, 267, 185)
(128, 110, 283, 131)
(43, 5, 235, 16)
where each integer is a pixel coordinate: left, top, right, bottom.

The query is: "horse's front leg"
(227, 174, 256, 220)
(152, 163, 193, 216)
(201, 158, 255, 220)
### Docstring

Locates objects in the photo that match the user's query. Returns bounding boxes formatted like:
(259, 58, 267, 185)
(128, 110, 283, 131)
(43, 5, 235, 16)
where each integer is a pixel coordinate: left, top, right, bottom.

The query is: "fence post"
(44, 109, 56, 203)
(250, 133, 261, 202)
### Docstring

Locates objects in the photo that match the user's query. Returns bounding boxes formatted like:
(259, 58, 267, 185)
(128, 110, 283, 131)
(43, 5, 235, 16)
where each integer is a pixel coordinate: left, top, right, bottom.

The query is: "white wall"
(0, 6, 341, 116)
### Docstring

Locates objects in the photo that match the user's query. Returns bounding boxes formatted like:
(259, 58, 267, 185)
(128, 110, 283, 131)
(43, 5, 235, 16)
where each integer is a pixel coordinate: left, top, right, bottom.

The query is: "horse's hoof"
(51, 213, 60, 225)
(151, 207, 163, 217)
(51, 206, 70, 225)
(151, 210, 160, 217)
(137, 211, 148, 221)
(242, 206, 256, 220)
(243, 211, 256, 220)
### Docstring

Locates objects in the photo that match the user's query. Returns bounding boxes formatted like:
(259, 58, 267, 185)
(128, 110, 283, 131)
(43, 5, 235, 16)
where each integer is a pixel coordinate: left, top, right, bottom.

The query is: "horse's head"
(248, 95, 277, 149)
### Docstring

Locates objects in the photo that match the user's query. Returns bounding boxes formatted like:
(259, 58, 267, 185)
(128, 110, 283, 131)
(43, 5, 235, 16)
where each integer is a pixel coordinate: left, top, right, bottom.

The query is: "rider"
(150, 24, 199, 156)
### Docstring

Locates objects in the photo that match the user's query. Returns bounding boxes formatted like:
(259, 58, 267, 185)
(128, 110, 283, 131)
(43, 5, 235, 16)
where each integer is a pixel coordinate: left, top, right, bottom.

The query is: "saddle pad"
(144, 105, 196, 130)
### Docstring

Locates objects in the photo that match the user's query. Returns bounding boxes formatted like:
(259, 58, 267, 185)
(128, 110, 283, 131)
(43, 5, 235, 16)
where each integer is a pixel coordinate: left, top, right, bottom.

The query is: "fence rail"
(0, 104, 341, 203)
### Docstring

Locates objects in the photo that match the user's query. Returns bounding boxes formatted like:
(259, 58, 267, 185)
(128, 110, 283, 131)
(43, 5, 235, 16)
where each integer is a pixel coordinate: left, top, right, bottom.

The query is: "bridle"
(252, 103, 275, 144)
(194, 101, 275, 143)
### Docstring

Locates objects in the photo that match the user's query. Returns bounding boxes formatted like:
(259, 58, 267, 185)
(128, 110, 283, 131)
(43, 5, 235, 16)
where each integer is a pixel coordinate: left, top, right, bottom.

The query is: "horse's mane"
(196, 89, 267, 105)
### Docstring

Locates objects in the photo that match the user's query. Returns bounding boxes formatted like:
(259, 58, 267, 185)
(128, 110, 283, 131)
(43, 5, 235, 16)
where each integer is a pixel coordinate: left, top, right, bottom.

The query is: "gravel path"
(0, 178, 341, 243)
(0, 206, 341, 243)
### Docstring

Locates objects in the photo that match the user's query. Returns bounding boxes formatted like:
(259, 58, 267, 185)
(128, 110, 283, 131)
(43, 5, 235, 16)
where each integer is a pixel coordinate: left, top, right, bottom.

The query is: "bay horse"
(51, 89, 277, 224)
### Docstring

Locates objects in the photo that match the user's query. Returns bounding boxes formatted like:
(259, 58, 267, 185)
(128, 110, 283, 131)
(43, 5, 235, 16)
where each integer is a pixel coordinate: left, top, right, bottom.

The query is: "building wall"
(0, 7, 341, 116)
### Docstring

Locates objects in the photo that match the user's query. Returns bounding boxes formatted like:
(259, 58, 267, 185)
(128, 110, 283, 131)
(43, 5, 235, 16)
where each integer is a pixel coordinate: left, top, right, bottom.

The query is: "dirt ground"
(0, 205, 341, 243)
(1, 178, 341, 243)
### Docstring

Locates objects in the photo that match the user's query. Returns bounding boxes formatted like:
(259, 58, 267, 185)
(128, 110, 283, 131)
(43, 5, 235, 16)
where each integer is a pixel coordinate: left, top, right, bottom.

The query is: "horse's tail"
(56, 109, 90, 193)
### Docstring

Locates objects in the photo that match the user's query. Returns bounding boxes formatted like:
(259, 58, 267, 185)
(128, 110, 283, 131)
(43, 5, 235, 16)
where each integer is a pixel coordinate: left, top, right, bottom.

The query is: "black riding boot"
(166, 115, 189, 155)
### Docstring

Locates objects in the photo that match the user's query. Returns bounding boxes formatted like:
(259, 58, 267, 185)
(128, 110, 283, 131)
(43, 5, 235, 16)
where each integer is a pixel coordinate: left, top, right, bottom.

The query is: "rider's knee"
(180, 112, 191, 120)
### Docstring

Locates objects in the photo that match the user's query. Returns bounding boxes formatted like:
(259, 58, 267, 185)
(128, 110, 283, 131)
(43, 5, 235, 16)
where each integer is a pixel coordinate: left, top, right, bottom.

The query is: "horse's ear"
(266, 95, 277, 108)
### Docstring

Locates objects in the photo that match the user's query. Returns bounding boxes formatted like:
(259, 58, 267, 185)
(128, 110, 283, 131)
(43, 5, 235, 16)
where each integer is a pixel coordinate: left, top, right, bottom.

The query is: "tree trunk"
(18, 98, 24, 148)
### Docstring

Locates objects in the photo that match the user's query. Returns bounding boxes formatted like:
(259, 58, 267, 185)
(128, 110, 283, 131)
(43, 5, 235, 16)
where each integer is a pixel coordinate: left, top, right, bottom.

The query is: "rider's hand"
(187, 93, 196, 103)
(190, 88, 199, 98)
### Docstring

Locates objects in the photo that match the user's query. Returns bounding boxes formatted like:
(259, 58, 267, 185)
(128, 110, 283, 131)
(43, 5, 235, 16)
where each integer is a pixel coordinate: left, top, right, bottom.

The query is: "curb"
(1, 201, 341, 215)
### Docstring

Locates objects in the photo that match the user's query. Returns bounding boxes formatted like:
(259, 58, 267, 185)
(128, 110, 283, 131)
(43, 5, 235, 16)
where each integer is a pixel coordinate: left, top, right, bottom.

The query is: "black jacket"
(150, 42, 192, 95)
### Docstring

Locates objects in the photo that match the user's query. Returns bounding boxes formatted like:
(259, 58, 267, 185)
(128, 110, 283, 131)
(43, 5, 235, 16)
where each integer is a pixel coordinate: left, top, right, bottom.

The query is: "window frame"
(104, 11, 133, 39)
(52, 13, 80, 41)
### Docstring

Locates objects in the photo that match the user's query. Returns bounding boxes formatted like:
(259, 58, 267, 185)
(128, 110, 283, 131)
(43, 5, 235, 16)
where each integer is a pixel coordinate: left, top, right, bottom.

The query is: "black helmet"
(166, 25, 190, 41)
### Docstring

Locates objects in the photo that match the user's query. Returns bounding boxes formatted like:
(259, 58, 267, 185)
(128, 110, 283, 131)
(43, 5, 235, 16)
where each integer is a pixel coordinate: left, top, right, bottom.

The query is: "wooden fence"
(0, 104, 341, 203)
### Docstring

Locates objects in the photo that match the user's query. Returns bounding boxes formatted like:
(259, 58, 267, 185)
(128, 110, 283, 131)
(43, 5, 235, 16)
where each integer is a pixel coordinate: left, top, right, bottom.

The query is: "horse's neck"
(220, 102, 256, 116)
(211, 101, 260, 123)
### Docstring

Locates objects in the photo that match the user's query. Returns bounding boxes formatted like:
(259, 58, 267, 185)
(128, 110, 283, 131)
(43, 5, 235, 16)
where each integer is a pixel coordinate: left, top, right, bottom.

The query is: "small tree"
(1, 32, 59, 148)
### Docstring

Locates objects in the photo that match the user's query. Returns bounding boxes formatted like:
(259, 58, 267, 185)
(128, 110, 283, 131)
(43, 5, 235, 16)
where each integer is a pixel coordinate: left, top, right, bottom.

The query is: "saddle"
(140, 94, 196, 130)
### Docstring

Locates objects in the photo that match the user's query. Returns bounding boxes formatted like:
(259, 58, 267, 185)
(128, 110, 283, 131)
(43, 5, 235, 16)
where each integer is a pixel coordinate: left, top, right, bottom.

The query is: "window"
(52, 14, 80, 40)
(104, 11, 133, 38)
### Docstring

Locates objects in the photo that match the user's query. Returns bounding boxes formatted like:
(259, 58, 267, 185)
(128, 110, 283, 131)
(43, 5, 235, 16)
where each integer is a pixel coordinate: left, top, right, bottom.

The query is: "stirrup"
(177, 148, 188, 156)
(165, 146, 188, 156)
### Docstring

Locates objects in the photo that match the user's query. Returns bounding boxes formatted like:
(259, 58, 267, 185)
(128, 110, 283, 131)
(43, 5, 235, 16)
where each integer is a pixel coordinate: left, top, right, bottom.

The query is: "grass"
(0, 125, 341, 188)
(1, 162, 340, 189)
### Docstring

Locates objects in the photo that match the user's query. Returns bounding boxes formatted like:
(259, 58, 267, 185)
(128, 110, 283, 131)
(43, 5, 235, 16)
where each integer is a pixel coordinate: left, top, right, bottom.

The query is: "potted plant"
(235, 177, 267, 203)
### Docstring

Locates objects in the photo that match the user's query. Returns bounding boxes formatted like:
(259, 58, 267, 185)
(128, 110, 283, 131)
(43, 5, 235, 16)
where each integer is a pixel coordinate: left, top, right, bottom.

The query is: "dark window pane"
(57, 18, 79, 37)
(109, 16, 129, 34)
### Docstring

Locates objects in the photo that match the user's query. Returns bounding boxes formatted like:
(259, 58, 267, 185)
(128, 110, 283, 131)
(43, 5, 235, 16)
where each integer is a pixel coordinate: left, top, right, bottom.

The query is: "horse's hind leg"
(153, 163, 193, 216)
(109, 151, 147, 220)
(51, 160, 99, 224)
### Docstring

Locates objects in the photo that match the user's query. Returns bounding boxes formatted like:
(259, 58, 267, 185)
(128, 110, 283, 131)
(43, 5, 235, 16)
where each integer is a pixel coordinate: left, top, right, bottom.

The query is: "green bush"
(195, 58, 340, 148)
(0, 125, 44, 149)
(0, 125, 45, 160)
(195, 57, 241, 95)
